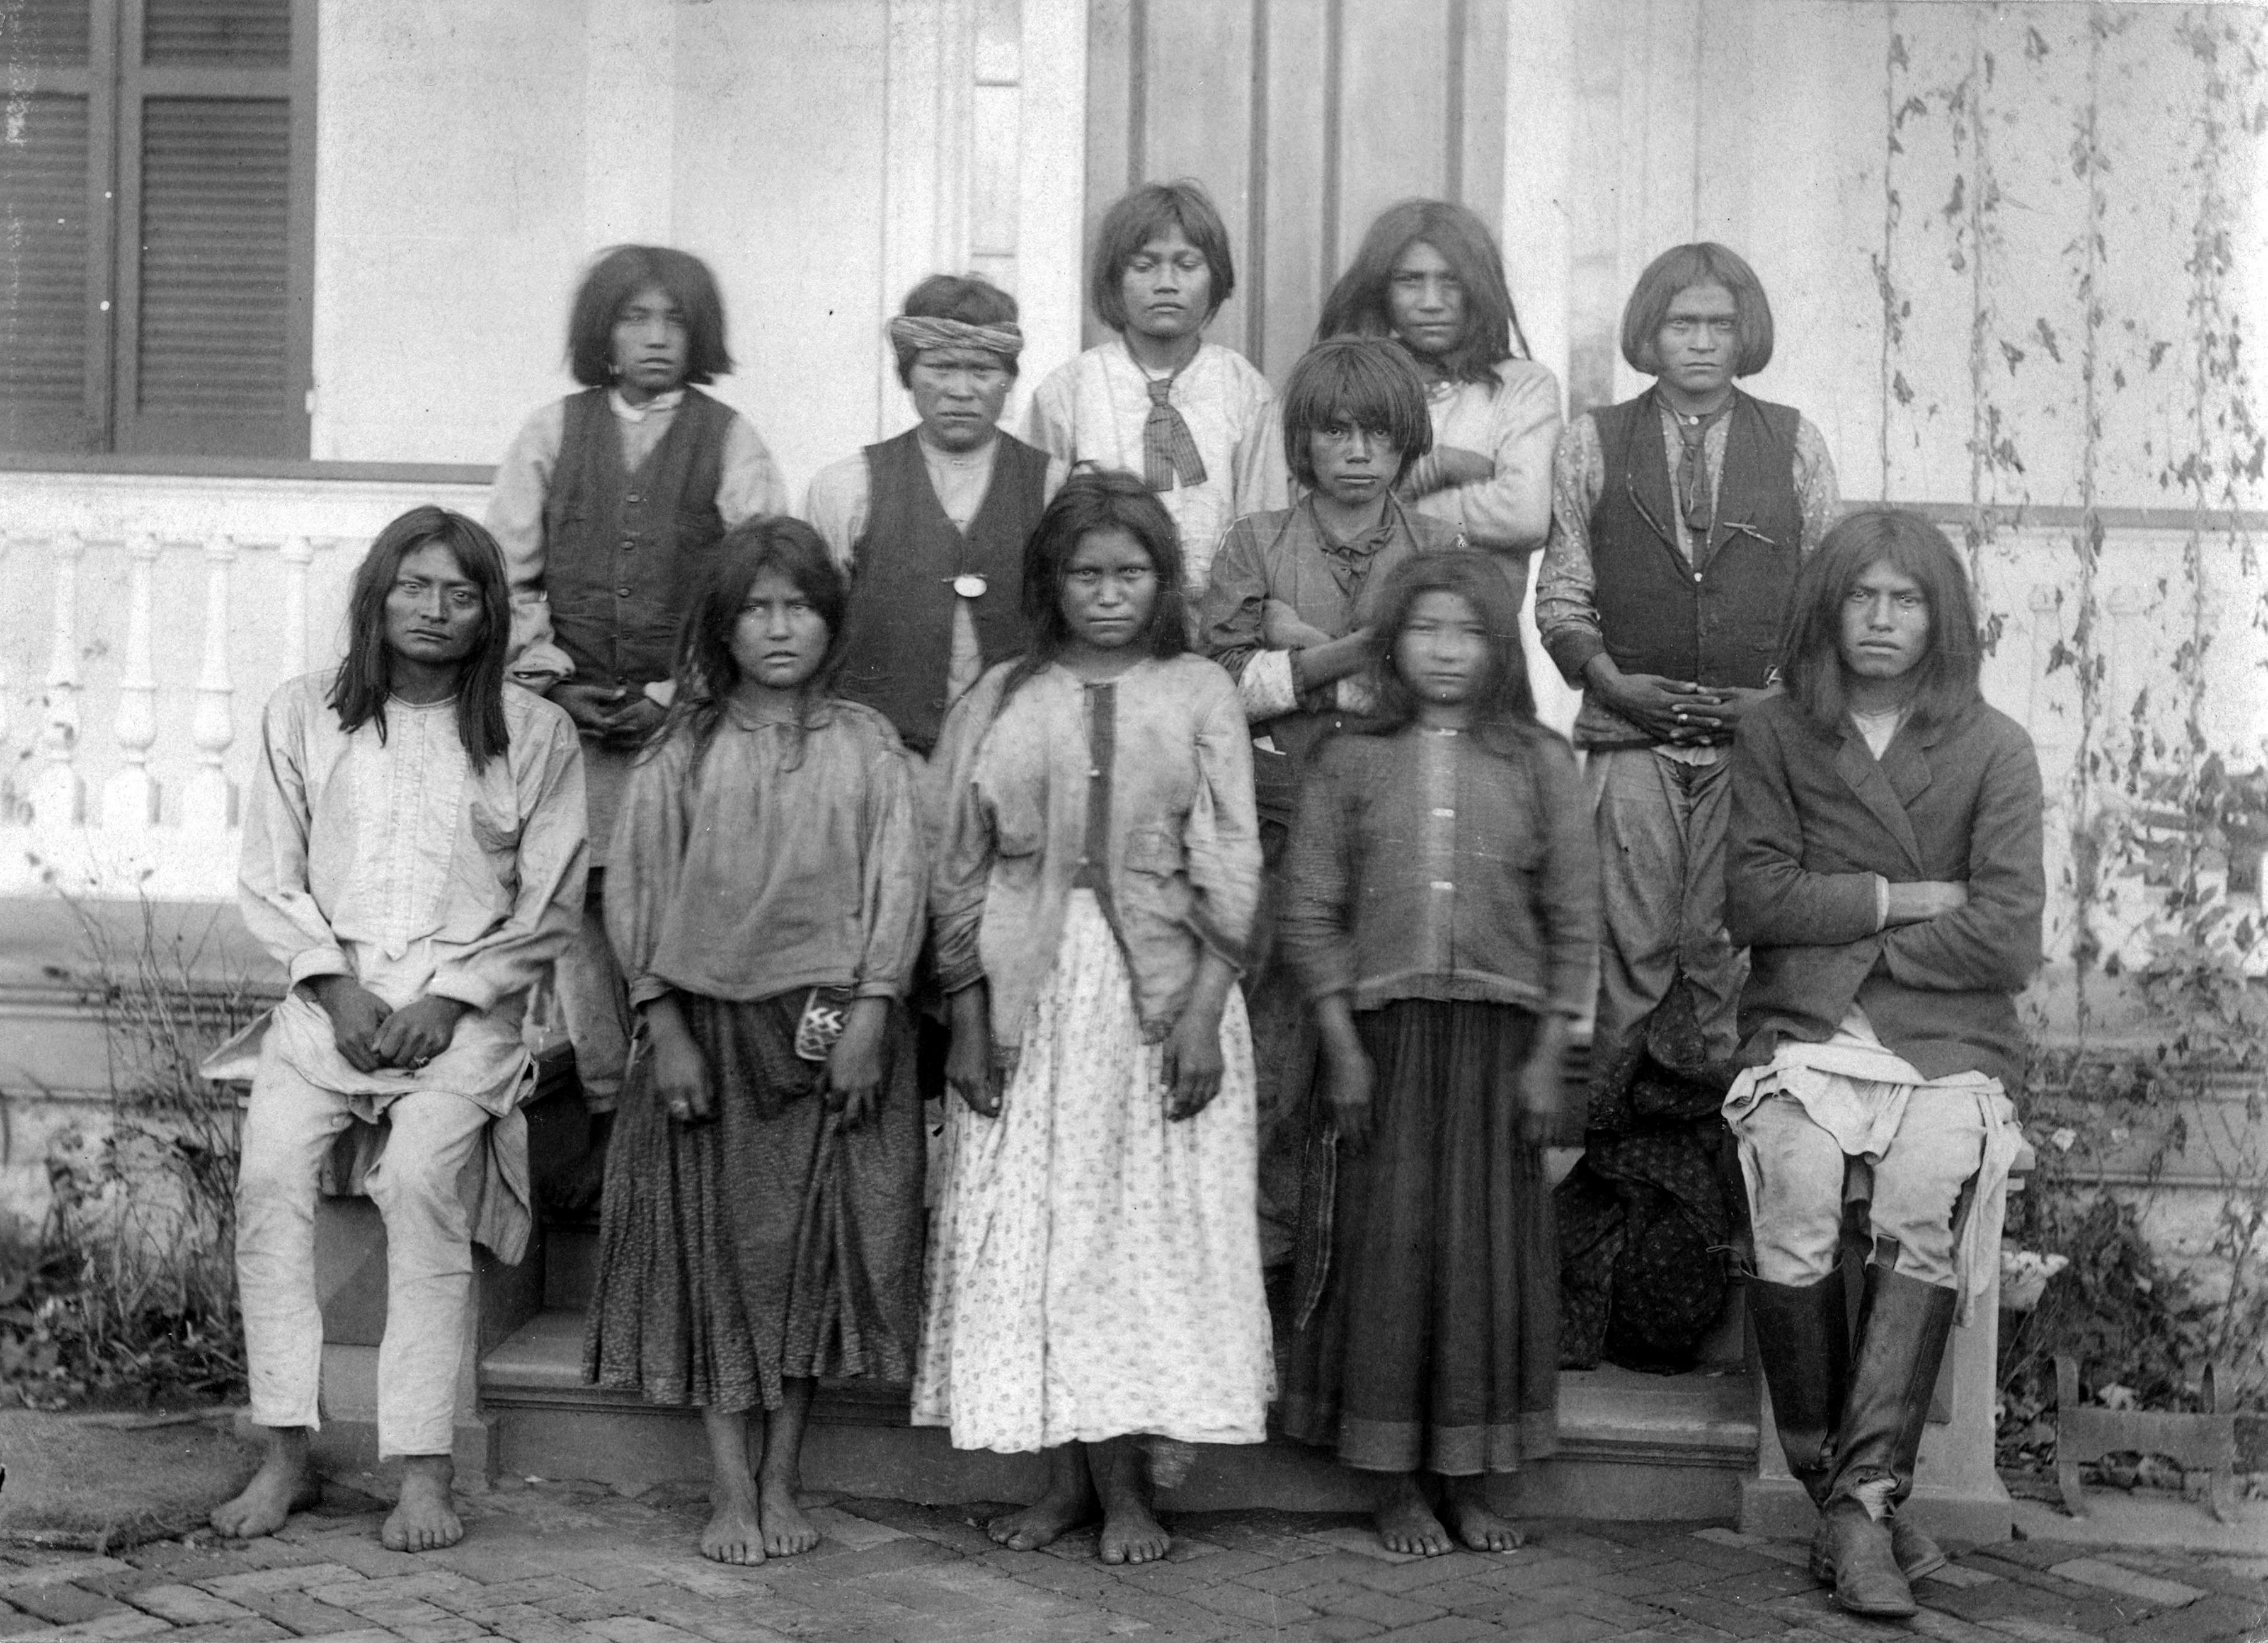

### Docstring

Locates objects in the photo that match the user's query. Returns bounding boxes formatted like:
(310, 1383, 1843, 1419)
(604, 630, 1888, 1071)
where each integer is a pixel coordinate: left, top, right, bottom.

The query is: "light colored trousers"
(236, 1070, 489, 1457)
(1588, 745, 1745, 1065)
(555, 872, 631, 1113)
(1734, 1088, 1988, 1291)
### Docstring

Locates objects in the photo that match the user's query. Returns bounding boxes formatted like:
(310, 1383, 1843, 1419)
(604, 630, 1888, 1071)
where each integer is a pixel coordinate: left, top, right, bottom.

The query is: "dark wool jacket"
(1726, 692, 2045, 1094)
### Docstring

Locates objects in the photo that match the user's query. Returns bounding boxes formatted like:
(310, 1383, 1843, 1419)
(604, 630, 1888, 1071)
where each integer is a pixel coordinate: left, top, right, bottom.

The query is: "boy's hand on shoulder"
(306, 975, 392, 1074)
(822, 999, 892, 1128)
(372, 995, 473, 1070)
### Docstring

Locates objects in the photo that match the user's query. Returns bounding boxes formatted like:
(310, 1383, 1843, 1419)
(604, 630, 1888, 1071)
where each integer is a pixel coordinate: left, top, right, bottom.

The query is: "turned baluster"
(102, 532, 163, 830)
(32, 533, 86, 828)
(280, 535, 314, 678)
(183, 535, 240, 837)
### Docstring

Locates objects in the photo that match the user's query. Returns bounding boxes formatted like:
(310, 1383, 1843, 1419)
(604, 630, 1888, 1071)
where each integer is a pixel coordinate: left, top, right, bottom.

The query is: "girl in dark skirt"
(583, 518, 927, 1566)
(1277, 549, 1597, 1556)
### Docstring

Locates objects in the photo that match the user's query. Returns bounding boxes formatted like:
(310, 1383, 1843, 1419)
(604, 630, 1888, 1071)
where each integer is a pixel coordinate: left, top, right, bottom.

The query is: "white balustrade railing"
(1, 469, 492, 899)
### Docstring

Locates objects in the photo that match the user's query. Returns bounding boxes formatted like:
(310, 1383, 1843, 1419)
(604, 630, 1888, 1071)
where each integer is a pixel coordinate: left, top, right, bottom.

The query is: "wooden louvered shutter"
(0, 0, 115, 454)
(113, 0, 311, 457)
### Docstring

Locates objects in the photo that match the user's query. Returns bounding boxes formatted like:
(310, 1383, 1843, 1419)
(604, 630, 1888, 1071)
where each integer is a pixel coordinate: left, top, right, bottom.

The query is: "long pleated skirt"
(583, 992, 924, 1413)
(1282, 998, 1559, 1475)
(911, 891, 1274, 1452)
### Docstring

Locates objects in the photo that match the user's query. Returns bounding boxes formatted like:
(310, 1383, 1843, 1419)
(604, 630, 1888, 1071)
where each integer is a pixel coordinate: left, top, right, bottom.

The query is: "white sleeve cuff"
(1237, 649, 1300, 721)
(1874, 874, 1891, 933)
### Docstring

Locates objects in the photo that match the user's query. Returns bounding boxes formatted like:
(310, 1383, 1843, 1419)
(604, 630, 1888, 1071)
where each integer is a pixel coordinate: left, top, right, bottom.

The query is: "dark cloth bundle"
(1555, 983, 1739, 1373)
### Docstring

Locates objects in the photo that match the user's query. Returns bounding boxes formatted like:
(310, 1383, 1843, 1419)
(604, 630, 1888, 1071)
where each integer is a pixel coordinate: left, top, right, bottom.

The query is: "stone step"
(479, 1307, 1762, 1520)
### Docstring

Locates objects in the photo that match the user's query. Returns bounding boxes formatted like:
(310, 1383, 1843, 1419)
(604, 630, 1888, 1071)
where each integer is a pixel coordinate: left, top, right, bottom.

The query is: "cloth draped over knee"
(1724, 1009, 2020, 1325)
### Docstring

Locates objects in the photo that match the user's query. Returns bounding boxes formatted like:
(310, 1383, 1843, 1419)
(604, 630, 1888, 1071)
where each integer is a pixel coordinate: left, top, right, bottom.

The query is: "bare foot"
(381, 1457, 464, 1552)
(1093, 1439, 1169, 1566)
(211, 1430, 319, 1538)
(1097, 1497, 1171, 1565)
(701, 1481, 765, 1566)
(988, 1446, 1096, 1551)
(1440, 1477, 1525, 1552)
(758, 1479, 820, 1557)
(1375, 1473, 1454, 1557)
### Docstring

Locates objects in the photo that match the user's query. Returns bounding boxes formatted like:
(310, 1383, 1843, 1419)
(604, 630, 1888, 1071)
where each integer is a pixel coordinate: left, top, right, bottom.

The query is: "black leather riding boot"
(1817, 1262, 1958, 1617)
(1747, 1271, 1848, 1508)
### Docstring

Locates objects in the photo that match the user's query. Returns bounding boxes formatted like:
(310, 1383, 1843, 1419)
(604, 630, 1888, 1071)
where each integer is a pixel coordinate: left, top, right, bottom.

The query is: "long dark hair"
(329, 507, 512, 770)
(1315, 198, 1528, 386)
(1356, 549, 1545, 763)
(1779, 509, 1983, 735)
(997, 471, 1188, 709)
(648, 516, 849, 770)
(566, 244, 733, 387)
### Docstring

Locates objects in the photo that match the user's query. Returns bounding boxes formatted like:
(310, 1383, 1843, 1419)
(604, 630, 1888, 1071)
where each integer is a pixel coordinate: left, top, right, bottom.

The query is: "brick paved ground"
(3, 1480, 2262, 1643)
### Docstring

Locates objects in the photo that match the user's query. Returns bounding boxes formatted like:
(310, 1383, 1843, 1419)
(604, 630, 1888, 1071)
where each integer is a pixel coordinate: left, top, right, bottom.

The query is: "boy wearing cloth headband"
(807, 274, 1065, 760)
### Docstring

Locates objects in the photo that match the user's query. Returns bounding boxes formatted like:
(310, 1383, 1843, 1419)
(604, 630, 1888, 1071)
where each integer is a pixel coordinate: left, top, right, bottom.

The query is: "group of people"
(209, 180, 2044, 1623)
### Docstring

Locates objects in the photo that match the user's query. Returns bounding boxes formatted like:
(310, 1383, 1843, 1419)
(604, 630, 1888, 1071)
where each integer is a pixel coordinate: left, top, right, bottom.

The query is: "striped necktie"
(1143, 371, 1208, 492)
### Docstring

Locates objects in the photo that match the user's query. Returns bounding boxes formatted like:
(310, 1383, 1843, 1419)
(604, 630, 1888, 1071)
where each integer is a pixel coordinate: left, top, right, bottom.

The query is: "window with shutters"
(0, 0, 314, 459)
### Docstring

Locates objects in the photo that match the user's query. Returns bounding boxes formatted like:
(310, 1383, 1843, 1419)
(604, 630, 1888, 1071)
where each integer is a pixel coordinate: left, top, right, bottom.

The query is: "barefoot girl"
(1278, 551, 1596, 1556)
(488, 246, 788, 1206)
(583, 519, 925, 1566)
(1197, 335, 1461, 1268)
(1318, 200, 1561, 605)
(1026, 181, 1286, 601)
(915, 471, 1272, 1565)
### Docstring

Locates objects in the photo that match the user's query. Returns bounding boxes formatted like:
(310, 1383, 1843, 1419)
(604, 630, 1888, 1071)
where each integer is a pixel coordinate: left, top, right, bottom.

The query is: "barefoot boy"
(213, 508, 586, 1551)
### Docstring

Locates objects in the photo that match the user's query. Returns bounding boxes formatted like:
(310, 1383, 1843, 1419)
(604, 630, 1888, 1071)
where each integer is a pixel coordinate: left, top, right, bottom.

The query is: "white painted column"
(102, 534, 163, 831)
(1503, 0, 1582, 741)
(1014, 0, 1088, 400)
(280, 536, 315, 678)
(878, 0, 976, 441)
(182, 535, 240, 844)
(33, 534, 86, 829)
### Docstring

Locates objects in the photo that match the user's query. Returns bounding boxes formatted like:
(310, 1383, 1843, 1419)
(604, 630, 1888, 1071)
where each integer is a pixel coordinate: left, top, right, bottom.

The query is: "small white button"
(1693, 571, 1704, 583)
(1431, 807, 1455, 819)
(1089, 767, 1101, 778)
(1431, 879, 1453, 891)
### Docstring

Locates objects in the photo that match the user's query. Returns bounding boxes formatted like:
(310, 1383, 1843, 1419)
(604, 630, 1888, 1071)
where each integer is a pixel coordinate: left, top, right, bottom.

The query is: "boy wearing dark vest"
(489, 246, 786, 1205)
(805, 275, 1063, 761)
(1534, 243, 1839, 1081)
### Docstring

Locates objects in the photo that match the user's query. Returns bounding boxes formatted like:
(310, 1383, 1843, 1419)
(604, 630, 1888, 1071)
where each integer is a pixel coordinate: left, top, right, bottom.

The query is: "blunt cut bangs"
(1619, 241, 1775, 378)
(652, 516, 850, 769)
(1280, 337, 1435, 488)
(1315, 198, 1529, 385)
(1087, 180, 1236, 331)
(893, 272, 1022, 386)
(330, 507, 513, 770)
(567, 244, 734, 387)
(1780, 508, 1983, 735)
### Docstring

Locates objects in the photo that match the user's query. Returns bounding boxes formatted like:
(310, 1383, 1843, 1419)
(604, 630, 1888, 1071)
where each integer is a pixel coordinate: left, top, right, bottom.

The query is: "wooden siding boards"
(1086, 0, 1509, 378)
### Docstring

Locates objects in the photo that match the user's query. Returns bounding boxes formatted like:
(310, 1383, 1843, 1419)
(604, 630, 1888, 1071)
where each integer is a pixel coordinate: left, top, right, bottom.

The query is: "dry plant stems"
(1, 891, 265, 1408)
(1866, 9, 2267, 1484)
